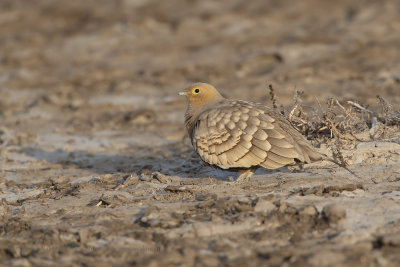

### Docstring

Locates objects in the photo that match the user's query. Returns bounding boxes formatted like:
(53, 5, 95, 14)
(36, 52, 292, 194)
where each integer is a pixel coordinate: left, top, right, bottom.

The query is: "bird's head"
(179, 83, 223, 108)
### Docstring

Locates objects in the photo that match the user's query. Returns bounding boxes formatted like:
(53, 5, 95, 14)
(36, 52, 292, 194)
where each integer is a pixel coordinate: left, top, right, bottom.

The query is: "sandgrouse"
(179, 83, 323, 183)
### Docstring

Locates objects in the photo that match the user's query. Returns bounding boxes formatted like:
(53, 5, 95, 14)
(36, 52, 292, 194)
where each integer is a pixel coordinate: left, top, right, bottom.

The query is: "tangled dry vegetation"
(269, 85, 400, 141)
(268, 85, 400, 170)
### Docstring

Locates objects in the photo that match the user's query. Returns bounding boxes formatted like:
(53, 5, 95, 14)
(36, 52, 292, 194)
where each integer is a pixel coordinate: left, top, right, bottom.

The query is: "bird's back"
(189, 99, 322, 170)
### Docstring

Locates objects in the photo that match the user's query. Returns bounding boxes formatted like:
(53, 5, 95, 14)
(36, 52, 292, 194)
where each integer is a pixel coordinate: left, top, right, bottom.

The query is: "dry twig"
(268, 84, 278, 110)
(268, 84, 285, 115)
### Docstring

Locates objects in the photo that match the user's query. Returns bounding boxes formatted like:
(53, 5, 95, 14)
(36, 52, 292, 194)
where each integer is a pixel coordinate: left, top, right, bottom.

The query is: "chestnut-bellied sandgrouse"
(179, 83, 324, 183)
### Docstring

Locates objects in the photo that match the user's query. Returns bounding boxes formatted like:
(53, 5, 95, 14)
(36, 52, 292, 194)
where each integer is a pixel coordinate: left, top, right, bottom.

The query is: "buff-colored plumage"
(179, 83, 322, 182)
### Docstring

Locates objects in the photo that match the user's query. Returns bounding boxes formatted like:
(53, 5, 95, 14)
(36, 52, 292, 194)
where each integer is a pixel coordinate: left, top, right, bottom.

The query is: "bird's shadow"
(17, 141, 291, 180)
(19, 147, 140, 174)
(16, 146, 266, 179)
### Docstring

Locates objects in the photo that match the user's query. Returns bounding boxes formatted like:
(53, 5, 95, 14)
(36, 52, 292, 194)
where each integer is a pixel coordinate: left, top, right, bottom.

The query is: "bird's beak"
(178, 91, 186, 96)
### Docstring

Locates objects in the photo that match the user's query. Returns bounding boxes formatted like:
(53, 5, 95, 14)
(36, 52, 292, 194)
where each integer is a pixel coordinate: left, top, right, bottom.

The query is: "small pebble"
(322, 203, 346, 224)
(299, 205, 318, 217)
(152, 171, 168, 184)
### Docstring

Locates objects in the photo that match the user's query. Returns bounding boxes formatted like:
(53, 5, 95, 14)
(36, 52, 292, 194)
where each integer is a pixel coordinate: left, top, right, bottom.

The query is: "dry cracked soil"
(1, 0, 400, 266)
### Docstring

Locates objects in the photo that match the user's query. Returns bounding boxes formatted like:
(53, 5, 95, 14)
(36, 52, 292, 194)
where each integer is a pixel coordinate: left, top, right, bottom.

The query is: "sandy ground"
(1, 0, 400, 266)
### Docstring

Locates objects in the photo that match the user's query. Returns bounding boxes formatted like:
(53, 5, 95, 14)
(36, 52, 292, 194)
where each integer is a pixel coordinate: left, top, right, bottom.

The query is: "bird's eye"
(194, 88, 200, 94)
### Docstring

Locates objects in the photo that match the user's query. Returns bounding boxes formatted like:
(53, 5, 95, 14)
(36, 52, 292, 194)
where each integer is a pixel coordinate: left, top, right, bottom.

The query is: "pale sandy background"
(1, 0, 400, 266)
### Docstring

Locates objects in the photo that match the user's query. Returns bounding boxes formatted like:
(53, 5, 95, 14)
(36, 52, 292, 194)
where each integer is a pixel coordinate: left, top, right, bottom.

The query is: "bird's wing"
(192, 100, 301, 169)
(261, 105, 322, 163)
